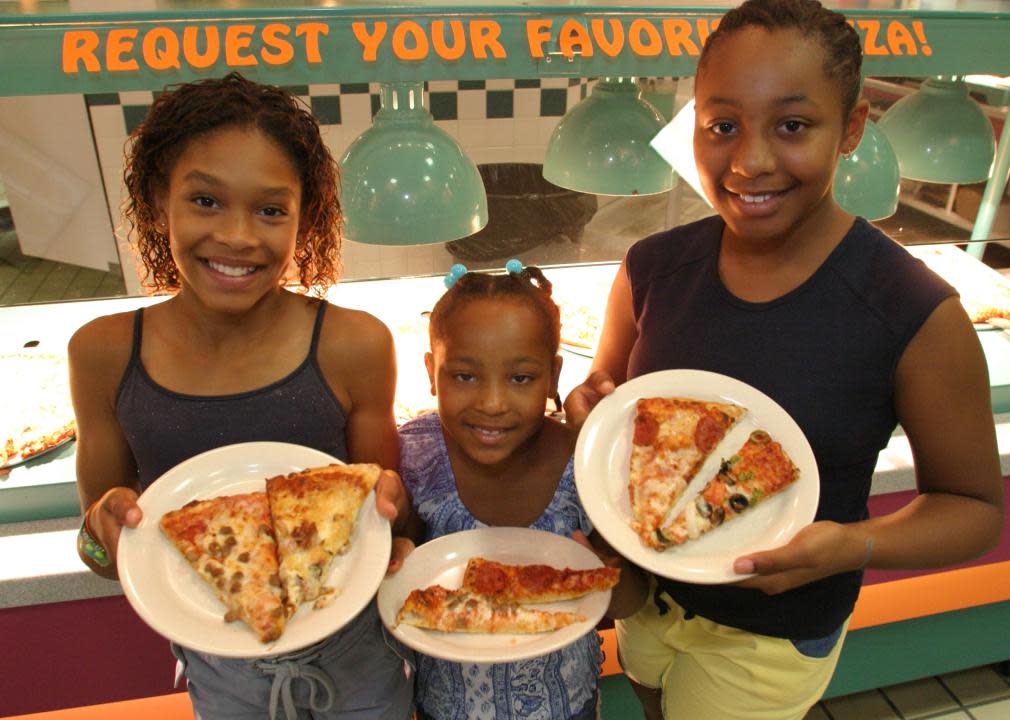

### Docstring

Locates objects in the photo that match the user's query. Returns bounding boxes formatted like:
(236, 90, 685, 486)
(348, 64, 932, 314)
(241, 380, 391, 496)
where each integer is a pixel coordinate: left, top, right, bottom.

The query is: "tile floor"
(807, 663, 1010, 720)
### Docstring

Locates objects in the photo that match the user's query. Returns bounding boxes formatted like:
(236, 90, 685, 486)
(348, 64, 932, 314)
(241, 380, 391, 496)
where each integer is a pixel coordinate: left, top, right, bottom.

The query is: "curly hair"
(428, 266, 562, 355)
(698, 0, 863, 120)
(122, 72, 342, 294)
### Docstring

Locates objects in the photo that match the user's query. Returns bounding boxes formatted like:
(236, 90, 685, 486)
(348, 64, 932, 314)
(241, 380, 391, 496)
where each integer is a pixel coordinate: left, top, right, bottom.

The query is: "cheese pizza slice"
(160, 492, 287, 643)
(629, 397, 746, 550)
(396, 585, 585, 634)
(266, 463, 381, 615)
(658, 429, 799, 546)
(461, 557, 619, 604)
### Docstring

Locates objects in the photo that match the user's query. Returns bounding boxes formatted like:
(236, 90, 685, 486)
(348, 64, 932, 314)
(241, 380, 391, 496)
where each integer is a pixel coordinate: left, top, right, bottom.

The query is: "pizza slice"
(266, 463, 381, 615)
(657, 429, 800, 546)
(160, 491, 286, 643)
(461, 557, 619, 604)
(396, 585, 585, 634)
(629, 397, 746, 549)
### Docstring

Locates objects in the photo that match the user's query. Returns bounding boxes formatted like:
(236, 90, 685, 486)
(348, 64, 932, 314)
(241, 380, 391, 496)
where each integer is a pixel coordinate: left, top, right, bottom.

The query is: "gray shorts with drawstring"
(172, 601, 414, 720)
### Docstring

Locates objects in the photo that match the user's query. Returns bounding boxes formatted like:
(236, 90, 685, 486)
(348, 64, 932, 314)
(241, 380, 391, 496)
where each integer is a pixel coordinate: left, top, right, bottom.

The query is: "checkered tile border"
(85, 78, 609, 135)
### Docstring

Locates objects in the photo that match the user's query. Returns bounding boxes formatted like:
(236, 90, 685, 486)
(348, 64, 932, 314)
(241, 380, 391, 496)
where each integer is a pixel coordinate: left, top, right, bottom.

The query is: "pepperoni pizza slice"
(461, 557, 619, 604)
(629, 397, 746, 549)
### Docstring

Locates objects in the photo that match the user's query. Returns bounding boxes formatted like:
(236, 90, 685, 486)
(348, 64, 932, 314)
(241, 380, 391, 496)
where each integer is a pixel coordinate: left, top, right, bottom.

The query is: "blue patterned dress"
(399, 412, 603, 720)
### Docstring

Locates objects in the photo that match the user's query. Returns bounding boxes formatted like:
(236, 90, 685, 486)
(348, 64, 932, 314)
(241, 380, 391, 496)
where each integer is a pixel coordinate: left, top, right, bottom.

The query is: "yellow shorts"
(616, 586, 848, 720)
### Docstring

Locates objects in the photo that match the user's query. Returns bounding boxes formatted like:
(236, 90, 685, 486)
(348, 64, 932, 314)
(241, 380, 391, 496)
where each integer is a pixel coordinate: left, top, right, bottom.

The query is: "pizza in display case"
(1, 351, 76, 468)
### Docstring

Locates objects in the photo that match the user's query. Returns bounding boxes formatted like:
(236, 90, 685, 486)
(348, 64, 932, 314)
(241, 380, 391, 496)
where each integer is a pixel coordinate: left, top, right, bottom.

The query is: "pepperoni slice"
(633, 412, 659, 445)
(516, 564, 556, 593)
(470, 562, 508, 596)
(694, 412, 726, 453)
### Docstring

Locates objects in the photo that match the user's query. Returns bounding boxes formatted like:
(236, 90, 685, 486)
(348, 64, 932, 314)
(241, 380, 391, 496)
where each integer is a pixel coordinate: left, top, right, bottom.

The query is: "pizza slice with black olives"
(657, 429, 800, 546)
(159, 491, 287, 643)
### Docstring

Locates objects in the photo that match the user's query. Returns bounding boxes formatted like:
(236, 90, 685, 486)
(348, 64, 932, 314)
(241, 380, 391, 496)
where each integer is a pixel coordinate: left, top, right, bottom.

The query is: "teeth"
(207, 260, 257, 277)
(739, 193, 774, 204)
(472, 426, 505, 437)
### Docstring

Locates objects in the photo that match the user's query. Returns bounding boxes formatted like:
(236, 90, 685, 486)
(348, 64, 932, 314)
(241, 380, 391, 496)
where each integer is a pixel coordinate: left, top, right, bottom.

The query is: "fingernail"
(734, 559, 754, 574)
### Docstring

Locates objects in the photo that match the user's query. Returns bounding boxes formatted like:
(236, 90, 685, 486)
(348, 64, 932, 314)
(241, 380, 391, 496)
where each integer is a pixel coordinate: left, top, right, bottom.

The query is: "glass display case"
(2, 1, 1009, 523)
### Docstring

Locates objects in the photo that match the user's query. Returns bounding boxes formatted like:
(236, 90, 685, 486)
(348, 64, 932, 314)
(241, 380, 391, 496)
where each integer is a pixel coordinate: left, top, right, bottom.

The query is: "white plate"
(575, 369, 819, 584)
(118, 441, 391, 658)
(377, 527, 610, 663)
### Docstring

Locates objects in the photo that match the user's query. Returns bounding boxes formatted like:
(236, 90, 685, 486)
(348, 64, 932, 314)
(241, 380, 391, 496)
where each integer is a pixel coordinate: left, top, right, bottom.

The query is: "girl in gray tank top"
(69, 73, 413, 720)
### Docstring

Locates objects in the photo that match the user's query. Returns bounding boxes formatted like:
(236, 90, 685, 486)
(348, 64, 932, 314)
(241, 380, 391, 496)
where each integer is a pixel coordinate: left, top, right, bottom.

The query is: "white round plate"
(377, 527, 610, 663)
(118, 441, 391, 658)
(575, 369, 819, 584)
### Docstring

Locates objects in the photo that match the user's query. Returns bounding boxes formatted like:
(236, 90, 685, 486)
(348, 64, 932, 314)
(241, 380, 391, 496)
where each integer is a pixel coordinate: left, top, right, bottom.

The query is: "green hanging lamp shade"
(833, 120, 901, 221)
(340, 82, 488, 245)
(877, 77, 995, 184)
(543, 77, 673, 196)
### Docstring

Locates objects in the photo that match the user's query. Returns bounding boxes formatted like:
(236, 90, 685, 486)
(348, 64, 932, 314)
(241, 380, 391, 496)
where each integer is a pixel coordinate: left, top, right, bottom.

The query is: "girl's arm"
(563, 258, 639, 428)
(68, 314, 141, 580)
(329, 309, 399, 470)
(318, 307, 423, 564)
(735, 297, 1004, 593)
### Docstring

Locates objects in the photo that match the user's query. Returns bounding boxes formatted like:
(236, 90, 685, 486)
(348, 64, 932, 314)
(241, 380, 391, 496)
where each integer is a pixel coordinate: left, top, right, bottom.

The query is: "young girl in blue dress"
(397, 264, 647, 720)
(70, 72, 412, 720)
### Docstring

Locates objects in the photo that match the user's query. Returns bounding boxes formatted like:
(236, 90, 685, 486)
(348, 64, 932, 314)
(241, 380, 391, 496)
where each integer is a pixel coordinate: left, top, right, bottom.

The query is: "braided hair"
(428, 266, 562, 356)
(698, 0, 863, 120)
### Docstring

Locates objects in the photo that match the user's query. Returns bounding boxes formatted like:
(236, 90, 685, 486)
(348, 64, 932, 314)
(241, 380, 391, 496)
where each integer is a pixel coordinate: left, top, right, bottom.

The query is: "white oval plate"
(575, 369, 819, 584)
(118, 441, 391, 658)
(377, 527, 610, 663)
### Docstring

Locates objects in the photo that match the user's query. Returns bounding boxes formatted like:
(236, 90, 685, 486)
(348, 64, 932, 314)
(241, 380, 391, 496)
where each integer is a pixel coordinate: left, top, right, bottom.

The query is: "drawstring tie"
(258, 654, 336, 720)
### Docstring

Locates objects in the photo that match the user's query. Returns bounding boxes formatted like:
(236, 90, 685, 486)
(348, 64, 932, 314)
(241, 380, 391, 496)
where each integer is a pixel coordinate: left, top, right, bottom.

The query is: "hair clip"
(505, 258, 523, 274)
(444, 263, 468, 289)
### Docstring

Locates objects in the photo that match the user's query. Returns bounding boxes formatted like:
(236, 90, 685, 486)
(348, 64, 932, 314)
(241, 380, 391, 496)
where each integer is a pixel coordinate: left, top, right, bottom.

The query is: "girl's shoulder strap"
(128, 307, 145, 363)
(308, 299, 328, 354)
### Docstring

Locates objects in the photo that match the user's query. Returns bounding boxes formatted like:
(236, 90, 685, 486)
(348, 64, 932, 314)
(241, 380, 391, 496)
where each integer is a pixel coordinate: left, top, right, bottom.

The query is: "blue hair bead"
(505, 258, 523, 274)
(444, 263, 468, 289)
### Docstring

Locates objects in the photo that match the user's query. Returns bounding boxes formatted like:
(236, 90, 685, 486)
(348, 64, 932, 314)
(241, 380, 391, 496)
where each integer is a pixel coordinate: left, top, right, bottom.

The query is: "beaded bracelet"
(78, 506, 111, 567)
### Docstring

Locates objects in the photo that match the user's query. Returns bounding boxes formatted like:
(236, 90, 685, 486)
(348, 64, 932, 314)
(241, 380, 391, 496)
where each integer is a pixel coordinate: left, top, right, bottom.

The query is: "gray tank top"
(116, 301, 349, 490)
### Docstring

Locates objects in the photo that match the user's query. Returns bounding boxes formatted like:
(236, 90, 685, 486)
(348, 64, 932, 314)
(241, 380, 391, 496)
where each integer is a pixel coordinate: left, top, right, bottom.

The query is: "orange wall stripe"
(849, 560, 1010, 630)
(0, 692, 193, 720)
(600, 627, 622, 676)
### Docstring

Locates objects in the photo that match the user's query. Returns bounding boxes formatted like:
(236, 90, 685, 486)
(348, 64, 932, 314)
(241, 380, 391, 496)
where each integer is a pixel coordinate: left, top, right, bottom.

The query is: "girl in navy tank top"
(564, 2, 1003, 718)
(70, 73, 413, 720)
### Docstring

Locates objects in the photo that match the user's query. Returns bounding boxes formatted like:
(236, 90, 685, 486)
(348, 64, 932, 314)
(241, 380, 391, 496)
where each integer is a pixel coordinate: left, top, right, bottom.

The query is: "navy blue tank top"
(117, 302, 349, 490)
(626, 215, 956, 638)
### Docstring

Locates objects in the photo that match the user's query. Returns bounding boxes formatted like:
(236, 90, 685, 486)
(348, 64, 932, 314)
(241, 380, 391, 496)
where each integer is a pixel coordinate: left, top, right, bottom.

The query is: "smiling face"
(158, 126, 302, 314)
(426, 297, 562, 471)
(693, 26, 865, 247)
